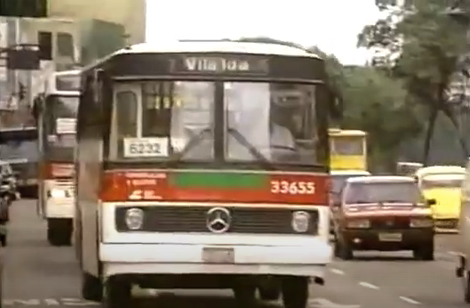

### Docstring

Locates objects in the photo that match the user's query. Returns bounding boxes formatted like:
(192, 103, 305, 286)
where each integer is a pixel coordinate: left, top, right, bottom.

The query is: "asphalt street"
(2, 199, 469, 308)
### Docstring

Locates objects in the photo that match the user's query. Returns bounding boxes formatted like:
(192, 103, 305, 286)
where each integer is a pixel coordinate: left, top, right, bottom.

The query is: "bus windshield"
(421, 176, 463, 189)
(45, 95, 78, 161)
(331, 137, 364, 155)
(109, 81, 320, 166)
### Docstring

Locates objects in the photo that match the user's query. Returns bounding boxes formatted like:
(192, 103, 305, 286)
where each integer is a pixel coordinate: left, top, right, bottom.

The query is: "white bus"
(75, 41, 336, 308)
(34, 69, 80, 246)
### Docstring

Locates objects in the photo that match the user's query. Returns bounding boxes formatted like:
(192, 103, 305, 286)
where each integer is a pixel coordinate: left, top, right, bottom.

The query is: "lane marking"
(329, 268, 345, 275)
(399, 296, 421, 305)
(358, 281, 379, 290)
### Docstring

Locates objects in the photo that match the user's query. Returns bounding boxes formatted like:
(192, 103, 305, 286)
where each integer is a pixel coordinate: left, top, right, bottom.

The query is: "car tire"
(233, 285, 256, 306)
(103, 276, 131, 308)
(258, 285, 281, 301)
(336, 240, 353, 260)
(463, 269, 470, 303)
(0, 234, 6, 247)
(281, 276, 309, 308)
(81, 272, 103, 302)
(413, 241, 434, 261)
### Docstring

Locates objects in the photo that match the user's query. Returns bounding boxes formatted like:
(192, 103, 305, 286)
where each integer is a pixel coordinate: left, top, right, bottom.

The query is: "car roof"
(415, 165, 465, 177)
(331, 170, 371, 176)
(346, 175, 416, 184)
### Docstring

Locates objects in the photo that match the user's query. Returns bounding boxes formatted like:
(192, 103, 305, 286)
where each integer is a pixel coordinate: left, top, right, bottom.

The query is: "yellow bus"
(415, 165, 465, 232)
(329, 128, 367, 171)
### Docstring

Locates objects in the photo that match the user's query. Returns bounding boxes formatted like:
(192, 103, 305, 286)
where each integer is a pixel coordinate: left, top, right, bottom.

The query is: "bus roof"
(47, 91, 80, 97)
(328, 129, 367, 137)
(415, 165, 465, 177)
(115, 41, 321, 58)
(83, 40, 323, 72)
(54, 69, 81, 76)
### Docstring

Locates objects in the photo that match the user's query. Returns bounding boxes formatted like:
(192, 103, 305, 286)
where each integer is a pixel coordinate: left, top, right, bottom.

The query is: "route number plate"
(378, 233, 402, 242)
(202, 247, 234, 263)
(123, 137, 168, 158)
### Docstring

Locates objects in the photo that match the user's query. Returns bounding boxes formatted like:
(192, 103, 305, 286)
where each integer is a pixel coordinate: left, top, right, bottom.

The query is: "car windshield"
(109, 81, 321, 166)
(330, 174, 368, 202)
(421, 176, 463, 189)
(44, 95, 78, 161)
(344, 181, 425, 205)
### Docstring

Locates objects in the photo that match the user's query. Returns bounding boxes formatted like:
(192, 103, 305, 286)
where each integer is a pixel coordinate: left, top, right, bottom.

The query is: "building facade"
(47, 0, 146, 44)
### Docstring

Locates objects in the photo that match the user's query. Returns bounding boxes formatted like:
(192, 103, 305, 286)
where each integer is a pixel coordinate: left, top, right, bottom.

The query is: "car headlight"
(125, 208, 144, 230)
(347, 219, 370, 229)
(291, 211, 311, 233)
(410, 218, 434, 228)
(48, 188, 66, 198)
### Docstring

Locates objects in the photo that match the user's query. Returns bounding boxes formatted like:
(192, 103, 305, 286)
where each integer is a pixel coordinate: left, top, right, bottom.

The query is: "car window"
(344, 181, 425, 205)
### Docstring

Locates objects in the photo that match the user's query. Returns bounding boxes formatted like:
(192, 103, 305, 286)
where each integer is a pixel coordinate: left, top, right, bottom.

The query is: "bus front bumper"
(45, 199, 75, 218)
(99, 241, 331, 278)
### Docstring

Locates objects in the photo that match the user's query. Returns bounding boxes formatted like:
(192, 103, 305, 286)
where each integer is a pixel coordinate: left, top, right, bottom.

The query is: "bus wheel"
(103, 276, 131, 308)
(81, 272, 103, 301)
(281, 276, 308, 308)
(47, 218, 72, 246)
(0, 234, 6, 247)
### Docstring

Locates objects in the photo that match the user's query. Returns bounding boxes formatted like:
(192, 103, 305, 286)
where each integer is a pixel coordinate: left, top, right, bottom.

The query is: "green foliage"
(341, 66, 423, 170)
(358, 0, 470, 164)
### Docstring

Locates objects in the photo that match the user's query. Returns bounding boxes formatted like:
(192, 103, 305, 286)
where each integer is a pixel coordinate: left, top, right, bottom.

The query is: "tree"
(341, 66, 423, 170)
(358, 0, 470, 164)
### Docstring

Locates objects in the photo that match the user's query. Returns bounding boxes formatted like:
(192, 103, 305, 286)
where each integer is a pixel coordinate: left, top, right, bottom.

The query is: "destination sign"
(109, 53, 326, 80)
(170, 55, 269, 75)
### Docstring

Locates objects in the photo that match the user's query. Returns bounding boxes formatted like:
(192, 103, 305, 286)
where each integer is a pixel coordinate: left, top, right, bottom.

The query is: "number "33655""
(270, 181, 315, 195)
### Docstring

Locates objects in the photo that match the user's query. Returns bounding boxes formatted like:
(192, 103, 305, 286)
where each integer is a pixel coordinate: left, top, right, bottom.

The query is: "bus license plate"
(202, 247, 234, 264)
(379, 233, 402, 242)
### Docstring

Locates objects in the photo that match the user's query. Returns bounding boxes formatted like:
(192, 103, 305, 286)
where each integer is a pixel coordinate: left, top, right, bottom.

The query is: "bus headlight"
(410, 218, 433, 228)
(347, 219, 370, 229)
(291, 211, 310, 233)
(125, 208, 144, 230)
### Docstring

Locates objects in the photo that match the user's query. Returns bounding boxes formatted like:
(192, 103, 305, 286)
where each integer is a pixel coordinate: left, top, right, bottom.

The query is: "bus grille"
(114, 206, 319, 234)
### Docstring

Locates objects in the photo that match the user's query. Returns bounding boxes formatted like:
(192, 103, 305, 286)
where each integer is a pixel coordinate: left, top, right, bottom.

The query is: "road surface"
(2, 199, 468, 308)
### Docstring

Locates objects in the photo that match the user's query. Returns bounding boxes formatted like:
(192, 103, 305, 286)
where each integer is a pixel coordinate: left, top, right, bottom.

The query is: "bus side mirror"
(328, 86, 343, 121)
(92, 68, 104, 104)
(427, 199, 436, 206)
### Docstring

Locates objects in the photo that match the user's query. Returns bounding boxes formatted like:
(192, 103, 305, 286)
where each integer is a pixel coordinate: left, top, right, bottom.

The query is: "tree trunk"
(442, 107, 470, 159)
(422, 109, 438, 166)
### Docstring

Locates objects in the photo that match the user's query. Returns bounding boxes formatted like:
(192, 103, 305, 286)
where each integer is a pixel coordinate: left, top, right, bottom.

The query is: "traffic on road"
(0, 199, 467, 308)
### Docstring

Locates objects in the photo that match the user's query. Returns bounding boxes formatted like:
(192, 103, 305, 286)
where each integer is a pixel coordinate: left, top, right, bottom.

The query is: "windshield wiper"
(227, 128, 275, 170)
(165, 127, 212, 165)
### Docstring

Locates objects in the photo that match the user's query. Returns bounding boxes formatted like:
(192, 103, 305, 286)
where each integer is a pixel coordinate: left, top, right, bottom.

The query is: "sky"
(145, 0, 382, 65)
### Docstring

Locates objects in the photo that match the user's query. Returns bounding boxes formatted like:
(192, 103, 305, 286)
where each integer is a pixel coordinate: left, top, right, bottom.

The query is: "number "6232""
(270, 181, 315, 195)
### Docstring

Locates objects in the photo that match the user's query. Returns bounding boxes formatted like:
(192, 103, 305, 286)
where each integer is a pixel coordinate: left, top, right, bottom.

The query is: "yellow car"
(416, 166, 465, 232)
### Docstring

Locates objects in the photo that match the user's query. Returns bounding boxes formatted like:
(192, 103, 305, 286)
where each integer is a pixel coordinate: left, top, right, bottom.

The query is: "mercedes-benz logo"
(206, 207, 231, 233)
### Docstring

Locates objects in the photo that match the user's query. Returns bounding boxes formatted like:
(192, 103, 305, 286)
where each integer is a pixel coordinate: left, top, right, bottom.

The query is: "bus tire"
(258, 285, 281, 301)
(103, 276, 131, 308)
(47, 218, 72, 246)
(81, 272, 103, 301)
(281, 276, 309, 308)
(0, 234, 6, 247)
